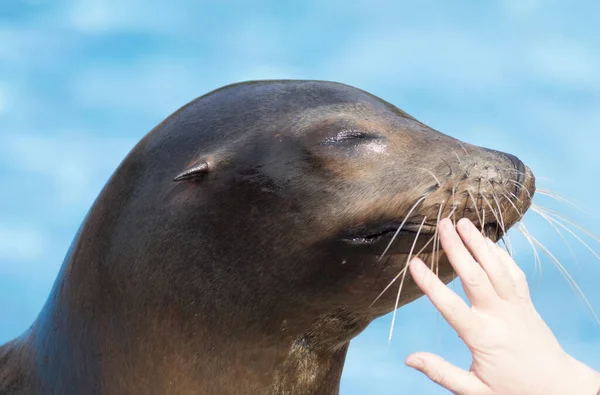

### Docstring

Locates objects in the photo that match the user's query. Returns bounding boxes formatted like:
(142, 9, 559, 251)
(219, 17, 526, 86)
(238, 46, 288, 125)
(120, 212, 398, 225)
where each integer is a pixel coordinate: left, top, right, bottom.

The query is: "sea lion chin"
(0, 80, 535, 395)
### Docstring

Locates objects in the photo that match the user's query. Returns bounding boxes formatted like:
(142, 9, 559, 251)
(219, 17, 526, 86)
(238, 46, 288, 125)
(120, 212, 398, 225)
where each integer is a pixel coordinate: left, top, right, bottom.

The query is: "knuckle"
(446, 304, 464, 320)
(514, 268, 527, 282)
(488, 268, 508, 282)
(463, 270, 485, 287)
(515, 289, 531, 303)
(493, 266, 508, 277)
(447, 305, 472, 332)
(466, 333, 490, 350)
(428, 370, 447, 386)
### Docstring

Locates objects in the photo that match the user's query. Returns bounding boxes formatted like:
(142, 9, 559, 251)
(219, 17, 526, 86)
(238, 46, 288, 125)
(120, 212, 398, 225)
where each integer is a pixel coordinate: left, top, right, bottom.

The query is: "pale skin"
(405, 218, 600, 395)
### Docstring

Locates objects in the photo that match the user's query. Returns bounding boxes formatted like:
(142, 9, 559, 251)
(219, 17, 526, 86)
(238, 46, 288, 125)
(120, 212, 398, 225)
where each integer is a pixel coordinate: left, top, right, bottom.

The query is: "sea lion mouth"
(340, 222, 436, 245)
(341, 220, 502, 245)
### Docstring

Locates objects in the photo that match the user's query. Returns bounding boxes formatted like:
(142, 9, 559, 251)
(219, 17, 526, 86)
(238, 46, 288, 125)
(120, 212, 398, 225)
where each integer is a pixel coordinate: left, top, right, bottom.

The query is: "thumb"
(406, 352, 488, 394)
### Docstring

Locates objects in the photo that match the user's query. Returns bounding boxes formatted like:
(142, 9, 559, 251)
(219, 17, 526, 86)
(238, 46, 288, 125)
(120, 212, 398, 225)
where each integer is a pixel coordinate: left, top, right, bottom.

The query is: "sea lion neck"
(28, 254, 358, 395)
(25, 205, 365, 394)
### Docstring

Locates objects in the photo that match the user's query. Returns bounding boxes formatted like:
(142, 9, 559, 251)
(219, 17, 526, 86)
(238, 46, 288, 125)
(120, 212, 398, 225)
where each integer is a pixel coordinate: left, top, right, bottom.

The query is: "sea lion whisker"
(440, 158, 454, 176)
(532, 207, 600, 264)
(415, 236, 436, 258)
(432, 203, 445, 277)
(452, 151, 462, 164)
(388, 216, 428, 344)
(436, 226, 442, 278)
(370, 232, 434, 309)
(530, 206, 578, 264)
(460, 191, 470, 222)
(481, 208, 486, 233)
(447, 206, 458, 221)
(443, 144, 462, 165)
(499, 238, 510, 254)
(451, 186, 457, 226)
(518, 222, 588, 314)
(502, 187, 525, 207)
(509, 179, 533, 200)
(506, 189, 520, 201)
(532, 204, 600, 244)
(418, 168, 442, 188)
(369, 269, 409, 308)
(492, 191, 512, 256)
(515, 223, 543, 289)
(501, 190, 524, 217)
(526, 231, 600, 325)
(536, 189, 587, 213)
(436, 211, 445, 278)
(370, 234, 435, 309)
(458, 142, 469, 156)
(467, 190, 484, 229)
(453, 151, 462, 164)
(377, 196, 427, 262)
(480, 194, 502, 236)
(501, 190, 529, 258)
(430, 218, 438, 272)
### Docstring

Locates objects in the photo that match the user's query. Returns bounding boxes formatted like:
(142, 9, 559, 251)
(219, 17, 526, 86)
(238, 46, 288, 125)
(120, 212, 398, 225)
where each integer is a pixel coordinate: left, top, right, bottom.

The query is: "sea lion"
(0, 80, 535, 395)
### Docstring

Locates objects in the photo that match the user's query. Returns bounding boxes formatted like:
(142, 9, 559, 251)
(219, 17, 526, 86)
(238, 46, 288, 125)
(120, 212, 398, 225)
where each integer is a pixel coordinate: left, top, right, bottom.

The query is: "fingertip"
(439, 217, 454, 230)
(456, 218, 479, 243)
(409, 258, 432, 279)
(438, 218, 455, 238)
(410, 256, 425, 268)
(457, 217, 472, 230)
(404, 353, 487, 394)
(405, 355, 424, 369)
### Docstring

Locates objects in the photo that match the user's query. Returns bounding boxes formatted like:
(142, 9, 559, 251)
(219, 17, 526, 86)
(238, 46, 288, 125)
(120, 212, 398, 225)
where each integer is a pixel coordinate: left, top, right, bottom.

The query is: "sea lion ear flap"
(173, 160, 210, 182)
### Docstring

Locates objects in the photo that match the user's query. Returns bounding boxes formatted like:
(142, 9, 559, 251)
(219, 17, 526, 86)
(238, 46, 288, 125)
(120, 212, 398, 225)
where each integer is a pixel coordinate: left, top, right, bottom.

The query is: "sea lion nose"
(480, 147, 527, 196)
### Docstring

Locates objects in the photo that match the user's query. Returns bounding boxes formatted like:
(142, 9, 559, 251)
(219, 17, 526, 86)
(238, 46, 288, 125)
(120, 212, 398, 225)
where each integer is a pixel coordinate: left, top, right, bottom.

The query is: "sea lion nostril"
(502, 152, 526, 196)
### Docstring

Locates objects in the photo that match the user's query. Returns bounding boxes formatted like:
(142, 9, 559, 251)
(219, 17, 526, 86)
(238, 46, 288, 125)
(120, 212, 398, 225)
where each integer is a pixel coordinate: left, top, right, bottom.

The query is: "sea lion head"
(84, 80, 534, 346)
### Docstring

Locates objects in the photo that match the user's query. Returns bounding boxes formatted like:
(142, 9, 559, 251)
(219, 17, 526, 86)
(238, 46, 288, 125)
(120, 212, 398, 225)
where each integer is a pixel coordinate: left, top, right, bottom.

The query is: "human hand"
(405, 218, 600, 395)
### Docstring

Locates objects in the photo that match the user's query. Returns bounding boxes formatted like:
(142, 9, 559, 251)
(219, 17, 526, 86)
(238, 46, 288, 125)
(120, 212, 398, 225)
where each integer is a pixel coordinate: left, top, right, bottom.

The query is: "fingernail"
(406, 356, 424, 369)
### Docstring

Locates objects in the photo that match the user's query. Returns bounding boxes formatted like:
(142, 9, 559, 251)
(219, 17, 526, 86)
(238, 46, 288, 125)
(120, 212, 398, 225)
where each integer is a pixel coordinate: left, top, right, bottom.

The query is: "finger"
(456, 218, 516, 301)
(438, 218, 498, 308)
(406, 352, 489, 395)
(409, 258, 474, 335)
(488, 240, 531, 301)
